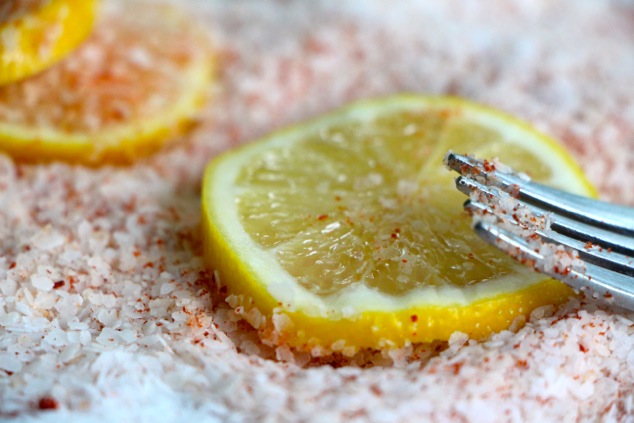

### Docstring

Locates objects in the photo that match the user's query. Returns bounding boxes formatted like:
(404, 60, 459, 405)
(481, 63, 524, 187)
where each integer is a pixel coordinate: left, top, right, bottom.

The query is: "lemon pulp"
(203, 95, 596, 352)
(0, 0, 98, 85)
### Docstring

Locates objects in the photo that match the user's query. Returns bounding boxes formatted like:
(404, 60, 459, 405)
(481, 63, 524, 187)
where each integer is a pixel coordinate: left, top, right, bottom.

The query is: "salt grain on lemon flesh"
(0, 0, 98, 85)
(0, 0, 214, 165)
(202, 95, 595, 353)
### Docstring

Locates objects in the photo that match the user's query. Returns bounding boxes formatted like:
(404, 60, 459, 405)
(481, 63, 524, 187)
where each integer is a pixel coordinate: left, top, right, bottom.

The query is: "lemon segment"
(202, 95, 595, 352)
(0, 1, 214, 165)
(0, 0, 98, 85)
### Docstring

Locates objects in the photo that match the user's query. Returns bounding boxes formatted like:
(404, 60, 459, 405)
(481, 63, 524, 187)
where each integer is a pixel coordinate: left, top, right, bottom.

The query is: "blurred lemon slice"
(202, 95, 596, 353)
(0, 0, 97, 85)
(0, 1, 214, 164)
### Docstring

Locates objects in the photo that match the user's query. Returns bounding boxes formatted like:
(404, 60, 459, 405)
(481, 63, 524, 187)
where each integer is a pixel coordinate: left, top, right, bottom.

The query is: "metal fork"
(445, 152, 634, 311)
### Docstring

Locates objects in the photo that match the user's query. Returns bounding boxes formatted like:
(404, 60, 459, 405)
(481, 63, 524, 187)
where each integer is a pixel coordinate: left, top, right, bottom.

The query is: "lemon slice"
(0, 0, 97, 85)
(202, 95, 596, 353)
(0, 1, 214, 165)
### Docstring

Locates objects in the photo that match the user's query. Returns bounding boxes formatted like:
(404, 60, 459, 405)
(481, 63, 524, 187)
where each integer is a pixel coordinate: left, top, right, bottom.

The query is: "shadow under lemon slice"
(0, 0, 97, 85)
(0, 0, 214, 165)
(202, 95, 596, 354)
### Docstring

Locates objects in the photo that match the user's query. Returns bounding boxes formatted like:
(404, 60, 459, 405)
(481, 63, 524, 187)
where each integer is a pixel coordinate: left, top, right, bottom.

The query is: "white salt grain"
(96, 309, 118, 327)
(15, 302, 33, 317)
(0, 353, 23, 373)
(44, 328, 68, 347)
(159, 282, 176, 296)
(59, 343, 81, 363)
(31, 227, 66, 250)
(30, 275, 54, 291)
(1, 278, 17, 296)
(33, 292, 56, 309)
(0, 311, 19, 325)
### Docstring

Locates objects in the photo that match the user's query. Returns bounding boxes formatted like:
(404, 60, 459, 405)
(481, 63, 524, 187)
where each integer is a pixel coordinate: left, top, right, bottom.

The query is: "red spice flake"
(143, 262, 154, 268)
(9, 262, 16, 269)
(133, 250, 141, 257)
(317, 214, 329, 221)
(4, 370, 13, 376)
(508, 184, 521, 198)
(53, 280, 65, 289)
(402, 259, 408, 263)
(123, 199, 137, 213)
(482, 159, 496, 172)
(38, 397, 59, 410)
(516, 359, 528, 369)
(334, 195, 341, 201)
(156, 322, 163, 327)
(226, 125, 242, 143)
(370, 385, 383, 396)
(93, 208, 107, 218)
(137, 215, 147, 225)
(439, 109, 455, 119)
(604, 292, 613, 299)
(410, 314, 418, 322)
(450, 362, 463, 375)
(579, 343, 588, 353)
(305, 37, 328, 54)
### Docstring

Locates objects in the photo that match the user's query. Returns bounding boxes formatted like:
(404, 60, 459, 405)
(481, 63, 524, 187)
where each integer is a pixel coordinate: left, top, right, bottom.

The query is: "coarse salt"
(31, 275, 54, 291)
(1, 1, 634, 422)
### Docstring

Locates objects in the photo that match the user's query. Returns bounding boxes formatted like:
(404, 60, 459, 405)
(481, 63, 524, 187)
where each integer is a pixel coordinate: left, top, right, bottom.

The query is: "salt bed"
(1, 0, 634, 422)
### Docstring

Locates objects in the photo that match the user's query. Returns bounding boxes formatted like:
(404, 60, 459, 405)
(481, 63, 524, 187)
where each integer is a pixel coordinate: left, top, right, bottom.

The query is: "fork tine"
(455, 176, 634, 255)
(466, 200, 634, 277)
(447, 152, 634, 310)
(446, 152, 634, 236)
(474, 220, 634, 310)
